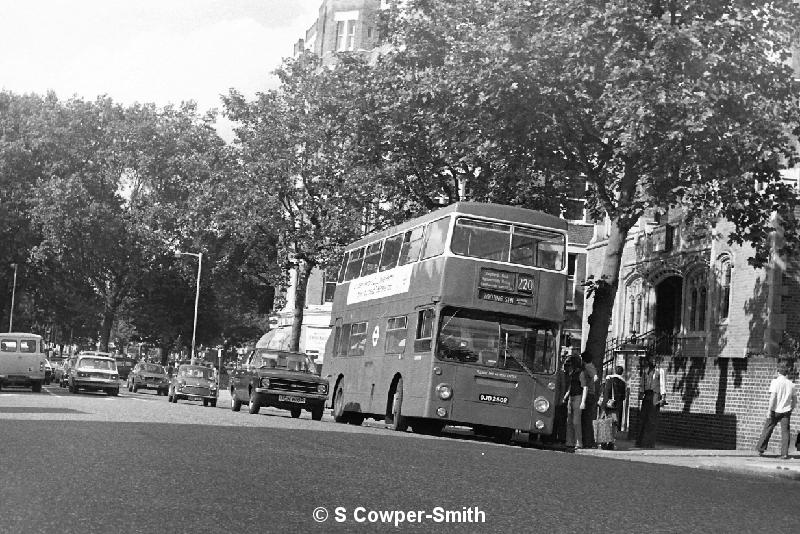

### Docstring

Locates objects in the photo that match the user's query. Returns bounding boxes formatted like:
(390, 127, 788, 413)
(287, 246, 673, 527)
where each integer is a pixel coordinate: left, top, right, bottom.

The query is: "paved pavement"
(576, 437, 800, 481)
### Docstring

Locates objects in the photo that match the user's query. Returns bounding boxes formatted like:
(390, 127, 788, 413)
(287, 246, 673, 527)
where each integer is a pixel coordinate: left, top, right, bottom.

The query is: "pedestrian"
(563, 354, 588, 449)
(635, 355, 666, 448)
(599, 365, 627, 432)
(580, 352, 599, 448)
(756, 362, 796, 459)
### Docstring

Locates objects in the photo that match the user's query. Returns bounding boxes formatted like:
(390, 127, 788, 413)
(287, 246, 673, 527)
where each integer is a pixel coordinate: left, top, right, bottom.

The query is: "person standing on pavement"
(756, 362, 796, 459)
(599, 365, 627, 432)
(580, 352, 599, 448)
(563, 355, 588, 449)
(636, 355, 666, 448)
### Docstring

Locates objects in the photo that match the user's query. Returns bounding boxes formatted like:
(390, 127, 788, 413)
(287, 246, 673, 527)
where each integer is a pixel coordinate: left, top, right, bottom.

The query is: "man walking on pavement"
(756, 362, 796, 459)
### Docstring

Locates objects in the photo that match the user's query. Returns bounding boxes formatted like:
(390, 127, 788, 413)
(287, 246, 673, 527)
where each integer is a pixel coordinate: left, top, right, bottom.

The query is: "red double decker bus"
(323, 202, 567, 442)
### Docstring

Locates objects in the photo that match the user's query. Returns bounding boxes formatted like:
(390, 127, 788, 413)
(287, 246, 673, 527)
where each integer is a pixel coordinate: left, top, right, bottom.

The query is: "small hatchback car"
(128, 362, 170, 395)
(68, 353, 119, 395)
(168, 364, 218, 407)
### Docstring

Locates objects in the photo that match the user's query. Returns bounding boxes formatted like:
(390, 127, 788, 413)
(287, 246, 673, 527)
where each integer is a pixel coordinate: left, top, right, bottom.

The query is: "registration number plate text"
(479, 394, 508, 405)
(279, 395, 305, 404)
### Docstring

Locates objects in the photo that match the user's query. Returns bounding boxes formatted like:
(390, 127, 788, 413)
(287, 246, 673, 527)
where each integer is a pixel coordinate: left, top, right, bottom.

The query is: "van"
(0, 332, 46, 392)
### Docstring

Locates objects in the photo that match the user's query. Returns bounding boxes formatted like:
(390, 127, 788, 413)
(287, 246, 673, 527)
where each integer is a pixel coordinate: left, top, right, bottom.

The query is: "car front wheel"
(248, 391, 260, 414)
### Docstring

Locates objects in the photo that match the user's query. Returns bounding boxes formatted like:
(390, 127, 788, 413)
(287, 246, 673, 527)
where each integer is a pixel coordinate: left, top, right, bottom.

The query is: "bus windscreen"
(436, 308, 557, 374)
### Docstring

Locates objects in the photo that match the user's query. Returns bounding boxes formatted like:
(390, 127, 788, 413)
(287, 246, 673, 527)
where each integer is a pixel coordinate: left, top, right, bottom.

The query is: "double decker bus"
(323, 202, 567, 443)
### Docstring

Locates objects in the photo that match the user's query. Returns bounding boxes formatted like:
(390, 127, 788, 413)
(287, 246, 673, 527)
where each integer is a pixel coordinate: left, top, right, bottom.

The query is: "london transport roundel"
(372, 325, 380, 347)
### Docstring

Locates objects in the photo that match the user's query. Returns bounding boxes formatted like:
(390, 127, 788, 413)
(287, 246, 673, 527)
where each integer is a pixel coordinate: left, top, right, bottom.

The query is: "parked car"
(168, 364, 218, 406)
(229, 349, 327, 420)
(115, 355, 136, 381)
(127, 362, 169, 395)
(68, 353, 119, 395)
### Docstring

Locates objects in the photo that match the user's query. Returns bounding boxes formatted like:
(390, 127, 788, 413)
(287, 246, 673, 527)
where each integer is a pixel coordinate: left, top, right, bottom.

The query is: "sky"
(0, 0, 320, 117)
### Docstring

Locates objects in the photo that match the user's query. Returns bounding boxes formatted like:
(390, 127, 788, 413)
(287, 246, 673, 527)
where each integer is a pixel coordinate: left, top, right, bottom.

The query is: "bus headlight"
(260, 378, 270, 388)
(436, 383, 452, 400)
(533, 396, 550, 413)
(535, 419, 545, 430)
(317, 383, 328, 394)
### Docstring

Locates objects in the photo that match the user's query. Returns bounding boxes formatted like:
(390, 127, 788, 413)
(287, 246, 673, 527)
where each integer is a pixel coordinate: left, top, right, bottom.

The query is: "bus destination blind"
(478, 268, 534, 306)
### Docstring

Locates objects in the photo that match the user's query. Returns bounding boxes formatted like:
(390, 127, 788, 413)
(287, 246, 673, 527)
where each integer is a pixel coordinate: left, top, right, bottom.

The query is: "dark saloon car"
(230, 349, 327, 420)
(115, 355, 136, 381)
(127, 362, 169, 395)
(168, 364, 218, 406)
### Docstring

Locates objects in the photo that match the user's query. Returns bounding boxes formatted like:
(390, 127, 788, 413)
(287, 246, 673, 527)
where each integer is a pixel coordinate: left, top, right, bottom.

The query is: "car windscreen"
(78, 358, 115, 370)
(178, 367, 213, 379)
(257, 354, 311, 372)
(141, 363, 164, 374)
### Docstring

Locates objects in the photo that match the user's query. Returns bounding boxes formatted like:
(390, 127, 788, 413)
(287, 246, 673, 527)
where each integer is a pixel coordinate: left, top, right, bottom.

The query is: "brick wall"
(626, 356, 798, 451)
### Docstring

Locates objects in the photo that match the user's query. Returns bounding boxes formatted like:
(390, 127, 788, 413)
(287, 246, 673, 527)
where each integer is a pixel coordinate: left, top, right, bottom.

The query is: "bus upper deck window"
(379, 234, 403, 272)
(344, 247, 365, 281)
(360, 241, 383, 277)
(20, 340, 37, 353)
(1, 340, 17, 352)
(537, 235, 565, 271)
(451, 218, 511, 261)
(421, 217, 450, 260)
(337, 252, 349, 283)
(399, 226, 425, 266)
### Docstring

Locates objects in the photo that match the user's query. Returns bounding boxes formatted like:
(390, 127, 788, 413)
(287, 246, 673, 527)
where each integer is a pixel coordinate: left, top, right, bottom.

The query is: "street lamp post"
(9, 263, 18, 332)
(175, 251, 202, 362)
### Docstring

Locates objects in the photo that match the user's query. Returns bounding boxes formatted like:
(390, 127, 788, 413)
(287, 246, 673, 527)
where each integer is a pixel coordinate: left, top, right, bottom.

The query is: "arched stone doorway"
(654, 275, 682, 353)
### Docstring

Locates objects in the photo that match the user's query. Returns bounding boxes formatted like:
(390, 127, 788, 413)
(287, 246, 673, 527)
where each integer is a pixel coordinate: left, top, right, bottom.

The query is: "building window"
(719, 257, 731, 321)
(323, 270, 337, 303)
(336, 20, 357, 51)
(562, 178, 587, 222)
(385, 316, 408, 354)
(566, 253, 577, 307)
(686, 271, 708, 332)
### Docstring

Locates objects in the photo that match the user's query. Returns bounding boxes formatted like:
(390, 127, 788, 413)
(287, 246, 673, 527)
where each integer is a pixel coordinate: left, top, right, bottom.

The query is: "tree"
(382, 0, 800, 371)
(223, 53, 378, 352)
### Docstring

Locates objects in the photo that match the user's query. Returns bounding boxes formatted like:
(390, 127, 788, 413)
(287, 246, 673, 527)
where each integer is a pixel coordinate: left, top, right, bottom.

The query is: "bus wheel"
(32, 382, 42, 393)
(333, 381, 348, 423)
(412, 420, 444, 436)
(493, 427, 515, 444)
(348, 414, 364, 426)
(290, 407, 301, 418)
(387, 379, 408, 432)
(311, 405, 323, 421)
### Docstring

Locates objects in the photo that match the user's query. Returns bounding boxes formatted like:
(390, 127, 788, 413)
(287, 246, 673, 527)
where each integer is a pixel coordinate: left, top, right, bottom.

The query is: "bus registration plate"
(479, 394, 508, 405)
(279, 395, 305, 404)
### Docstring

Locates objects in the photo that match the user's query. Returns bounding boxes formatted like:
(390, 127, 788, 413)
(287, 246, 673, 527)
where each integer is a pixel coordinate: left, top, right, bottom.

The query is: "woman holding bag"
(599, 365, 627, 432)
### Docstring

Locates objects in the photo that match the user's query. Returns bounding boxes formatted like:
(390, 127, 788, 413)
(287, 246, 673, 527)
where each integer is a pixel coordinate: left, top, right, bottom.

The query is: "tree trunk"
(99, 308, 115, 352)
(584, 216, 631, 374)
(289, 259, 313, 353)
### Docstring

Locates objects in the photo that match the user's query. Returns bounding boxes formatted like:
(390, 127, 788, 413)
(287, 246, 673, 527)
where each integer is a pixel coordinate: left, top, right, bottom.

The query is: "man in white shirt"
(756, 363, 796, 459)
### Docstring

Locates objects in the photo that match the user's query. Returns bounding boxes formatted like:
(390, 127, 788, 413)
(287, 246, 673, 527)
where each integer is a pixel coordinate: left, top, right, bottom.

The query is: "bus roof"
(346, 202, 567, 251)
